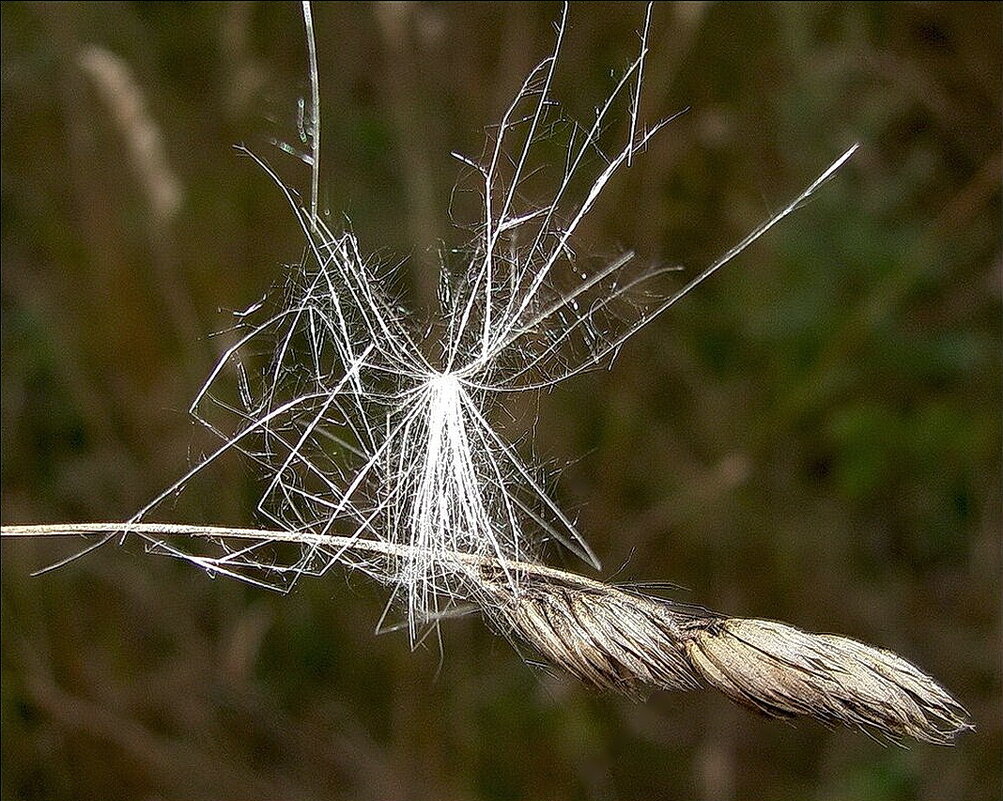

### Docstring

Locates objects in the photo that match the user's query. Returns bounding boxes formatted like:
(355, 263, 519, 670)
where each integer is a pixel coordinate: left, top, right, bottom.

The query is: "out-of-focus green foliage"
(2, 3, 999, 800)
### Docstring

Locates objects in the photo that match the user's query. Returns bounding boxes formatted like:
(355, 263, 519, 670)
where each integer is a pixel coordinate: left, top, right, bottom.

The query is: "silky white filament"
(107, 3, 857, 639)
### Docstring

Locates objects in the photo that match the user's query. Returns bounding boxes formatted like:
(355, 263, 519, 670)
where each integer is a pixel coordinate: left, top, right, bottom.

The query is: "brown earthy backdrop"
(2, 3, 1000, 799)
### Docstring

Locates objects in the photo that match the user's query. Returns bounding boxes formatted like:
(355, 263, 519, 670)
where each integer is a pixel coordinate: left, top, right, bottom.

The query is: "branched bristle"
(117, 3, 860, 636)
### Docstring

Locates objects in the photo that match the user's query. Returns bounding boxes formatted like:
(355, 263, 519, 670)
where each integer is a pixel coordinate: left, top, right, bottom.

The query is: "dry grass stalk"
(77, 46, 181, 223)
(1, 523, 972, 745)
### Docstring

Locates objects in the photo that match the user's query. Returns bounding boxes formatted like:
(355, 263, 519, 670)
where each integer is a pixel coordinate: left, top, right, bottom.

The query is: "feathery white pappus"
(123, 2, 856, 625)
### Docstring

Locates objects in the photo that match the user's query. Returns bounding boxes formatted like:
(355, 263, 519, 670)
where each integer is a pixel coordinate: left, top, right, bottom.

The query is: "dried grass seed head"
(683, 617, 974, 745)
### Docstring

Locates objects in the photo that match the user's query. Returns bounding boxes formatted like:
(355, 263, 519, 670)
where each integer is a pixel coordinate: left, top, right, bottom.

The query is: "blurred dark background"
(2, 2, 1000, 799)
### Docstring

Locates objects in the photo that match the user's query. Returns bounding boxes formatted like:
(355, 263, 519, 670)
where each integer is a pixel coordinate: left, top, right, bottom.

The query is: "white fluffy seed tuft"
(117, 5, 857, 638)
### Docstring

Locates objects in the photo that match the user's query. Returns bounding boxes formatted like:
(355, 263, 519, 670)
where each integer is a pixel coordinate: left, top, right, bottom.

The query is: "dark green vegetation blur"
(2, 3, 999, 800)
